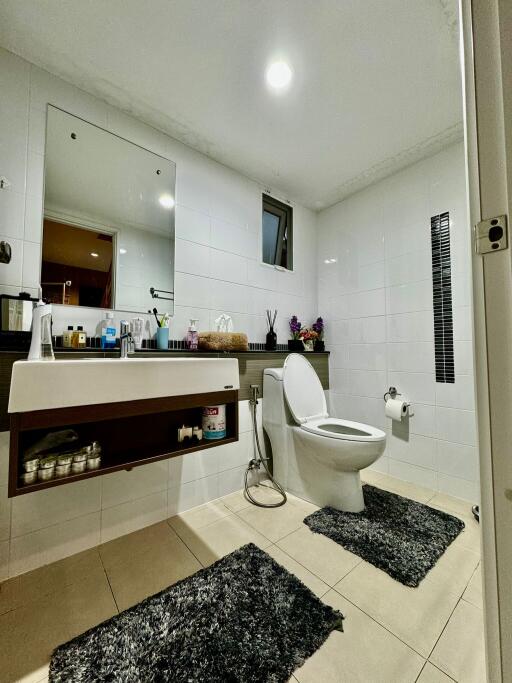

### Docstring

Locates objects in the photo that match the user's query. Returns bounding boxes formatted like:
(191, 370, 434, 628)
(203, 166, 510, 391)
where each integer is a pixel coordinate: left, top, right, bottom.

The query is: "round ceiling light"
(90, 252, 99, 258)
(266, 61, 292, 90)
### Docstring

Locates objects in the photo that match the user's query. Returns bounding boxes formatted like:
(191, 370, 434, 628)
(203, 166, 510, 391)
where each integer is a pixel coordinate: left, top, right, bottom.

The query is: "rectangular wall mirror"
(42, 106, 176, 314)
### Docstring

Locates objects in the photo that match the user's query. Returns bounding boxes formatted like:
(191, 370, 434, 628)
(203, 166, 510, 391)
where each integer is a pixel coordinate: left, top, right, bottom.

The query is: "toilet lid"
(283, 353, 328, 423)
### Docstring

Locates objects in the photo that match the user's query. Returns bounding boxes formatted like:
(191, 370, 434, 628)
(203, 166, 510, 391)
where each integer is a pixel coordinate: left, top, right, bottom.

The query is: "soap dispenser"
(28, 297, 54, 361)
(186, 319, 199, 350)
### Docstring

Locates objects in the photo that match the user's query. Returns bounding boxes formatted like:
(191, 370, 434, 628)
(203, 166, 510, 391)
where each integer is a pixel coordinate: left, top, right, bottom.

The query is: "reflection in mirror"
(43, 106, 176, 314)
(42, 220, 113, 307)
(0, 293, 39, 351)
(0, 296, 35, 332)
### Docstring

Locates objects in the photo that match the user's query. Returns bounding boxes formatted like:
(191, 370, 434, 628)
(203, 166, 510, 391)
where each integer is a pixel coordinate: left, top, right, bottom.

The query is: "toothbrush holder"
(156, 326, 169, 350)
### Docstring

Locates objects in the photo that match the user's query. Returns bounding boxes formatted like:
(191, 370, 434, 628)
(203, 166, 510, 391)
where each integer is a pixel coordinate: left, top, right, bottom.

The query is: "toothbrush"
(160, 313, 170, 328)
(152, 308, 161, 327)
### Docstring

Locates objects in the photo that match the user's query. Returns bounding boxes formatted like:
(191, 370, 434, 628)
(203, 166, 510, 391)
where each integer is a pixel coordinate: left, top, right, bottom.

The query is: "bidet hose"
(244, 389, 287, 508)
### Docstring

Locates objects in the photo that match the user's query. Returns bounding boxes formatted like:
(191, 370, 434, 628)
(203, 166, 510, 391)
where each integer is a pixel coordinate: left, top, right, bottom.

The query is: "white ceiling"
(0, 0, 463, 210)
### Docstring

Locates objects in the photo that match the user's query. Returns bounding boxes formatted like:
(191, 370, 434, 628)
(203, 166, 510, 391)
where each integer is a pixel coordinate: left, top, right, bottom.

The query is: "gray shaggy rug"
(304, 484, 465, 587)
(49, 543, 344, 683)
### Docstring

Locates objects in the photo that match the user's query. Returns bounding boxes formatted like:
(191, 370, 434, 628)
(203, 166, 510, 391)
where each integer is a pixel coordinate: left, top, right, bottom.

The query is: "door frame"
(461, 0, 512, 679)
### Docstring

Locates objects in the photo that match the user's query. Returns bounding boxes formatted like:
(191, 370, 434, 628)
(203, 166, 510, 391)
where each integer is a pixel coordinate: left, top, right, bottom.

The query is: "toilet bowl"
(263, 353, 386, 512)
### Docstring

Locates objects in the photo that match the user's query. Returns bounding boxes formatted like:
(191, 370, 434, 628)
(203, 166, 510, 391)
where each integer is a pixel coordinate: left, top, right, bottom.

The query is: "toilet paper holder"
(383, 386, 411, 406)
(383, 386, 400, 402)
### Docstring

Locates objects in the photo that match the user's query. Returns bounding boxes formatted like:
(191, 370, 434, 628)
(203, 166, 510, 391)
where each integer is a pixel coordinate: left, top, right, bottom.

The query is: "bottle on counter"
(101, 312, 117, 349)
(186, 318, 199, 350)
(77, 326, 86, 348)
(63, 325, 73, 348)
(72, 326, 87, 349)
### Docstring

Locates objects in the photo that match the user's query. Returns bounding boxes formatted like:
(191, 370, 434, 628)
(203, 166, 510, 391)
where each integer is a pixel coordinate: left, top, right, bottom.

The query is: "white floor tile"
(294, 590, 424, 683)
(430, 599, 486, 682)
(335, 542, 479, 658)
(376, 473, 436, 504)
(462, 565, 483, 608)
(172, 512, 271, 566)
(277, 526, 361, 586)
(236, 495, 316, 543)
(417, 662, 454, 683)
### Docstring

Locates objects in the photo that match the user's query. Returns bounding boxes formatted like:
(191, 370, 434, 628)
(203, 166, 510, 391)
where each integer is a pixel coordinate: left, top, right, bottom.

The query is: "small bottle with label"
(72, 326, 87, 349)
(186, 319, 199, 350)
(77, 325, 86, 348)
(62, 326, 73, 348)
(101, 312, 117, 349)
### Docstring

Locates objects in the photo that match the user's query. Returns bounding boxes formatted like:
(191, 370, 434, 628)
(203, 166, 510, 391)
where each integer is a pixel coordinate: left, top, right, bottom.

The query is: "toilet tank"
(263, 368, 282, 414)
(263, 368, 290, 426)
(263, 368, 292, 487)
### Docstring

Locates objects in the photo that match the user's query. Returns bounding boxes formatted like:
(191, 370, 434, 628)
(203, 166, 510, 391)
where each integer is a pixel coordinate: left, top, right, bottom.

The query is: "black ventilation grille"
(431, 211, 455, 383)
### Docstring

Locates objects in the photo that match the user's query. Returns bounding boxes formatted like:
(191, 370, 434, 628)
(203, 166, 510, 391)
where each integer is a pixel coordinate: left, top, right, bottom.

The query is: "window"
(430, 211, 455, 383)
(262, 194, 293, 270)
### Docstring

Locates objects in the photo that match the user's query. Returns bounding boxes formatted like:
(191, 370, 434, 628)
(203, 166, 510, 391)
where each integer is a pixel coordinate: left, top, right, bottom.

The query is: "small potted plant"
(299, 327, 318, 352)
(288, 315, 304, 351)
(312, 317, 325, 352)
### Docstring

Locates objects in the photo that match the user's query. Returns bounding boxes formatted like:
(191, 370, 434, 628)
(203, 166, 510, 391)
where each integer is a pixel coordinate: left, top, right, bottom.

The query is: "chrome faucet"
(119, 320, 135, 359)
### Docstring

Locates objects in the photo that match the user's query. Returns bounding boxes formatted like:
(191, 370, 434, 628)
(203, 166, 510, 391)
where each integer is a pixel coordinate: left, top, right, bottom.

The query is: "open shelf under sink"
(9, 389, 239, 497)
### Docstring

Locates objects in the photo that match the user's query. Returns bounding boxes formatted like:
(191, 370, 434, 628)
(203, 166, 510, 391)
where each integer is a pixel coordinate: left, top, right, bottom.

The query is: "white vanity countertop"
(8, 357, 240, 413)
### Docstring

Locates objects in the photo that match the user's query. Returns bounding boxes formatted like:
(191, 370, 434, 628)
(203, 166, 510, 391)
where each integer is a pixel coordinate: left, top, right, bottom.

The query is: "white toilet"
(263, 353, 386, 512)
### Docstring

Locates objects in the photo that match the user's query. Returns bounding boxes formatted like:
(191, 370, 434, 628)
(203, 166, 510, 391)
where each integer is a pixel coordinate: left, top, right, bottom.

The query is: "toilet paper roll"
(385, 398, 408, 421)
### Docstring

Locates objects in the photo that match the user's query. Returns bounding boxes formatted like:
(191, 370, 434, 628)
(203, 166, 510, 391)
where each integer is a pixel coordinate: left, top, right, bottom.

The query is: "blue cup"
(156, 327, 169, 350)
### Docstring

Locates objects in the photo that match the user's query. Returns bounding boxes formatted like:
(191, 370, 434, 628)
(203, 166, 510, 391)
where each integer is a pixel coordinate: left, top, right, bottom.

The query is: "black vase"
(314, 339, 325, 352)
(265, 329, 277, 351)
(288, 339, 304, 352)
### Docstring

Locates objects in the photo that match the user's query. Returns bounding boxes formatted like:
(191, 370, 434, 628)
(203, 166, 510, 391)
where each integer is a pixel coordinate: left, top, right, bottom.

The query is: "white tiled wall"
(0, 46, 318, 342)
(0, 45, 317, 578)
(0, 43, 479, 577)
(318, 143, 478, 502)
(0, 400, 263, 578)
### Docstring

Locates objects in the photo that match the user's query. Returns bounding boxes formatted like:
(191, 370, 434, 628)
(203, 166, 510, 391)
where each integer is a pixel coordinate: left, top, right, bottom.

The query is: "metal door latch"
(475, 215, 508, 254)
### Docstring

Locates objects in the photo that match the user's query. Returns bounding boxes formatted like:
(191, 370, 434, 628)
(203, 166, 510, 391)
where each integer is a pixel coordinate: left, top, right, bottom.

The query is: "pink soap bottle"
(186, 319, 199, 350)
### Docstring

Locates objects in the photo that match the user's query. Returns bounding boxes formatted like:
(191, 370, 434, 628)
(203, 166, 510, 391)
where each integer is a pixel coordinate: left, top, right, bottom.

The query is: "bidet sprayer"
(250, 384, 260, 405)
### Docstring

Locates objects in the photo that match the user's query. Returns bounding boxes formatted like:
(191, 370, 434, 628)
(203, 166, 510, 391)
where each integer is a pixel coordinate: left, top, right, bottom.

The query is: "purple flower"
(312, 317, 324, 338)
(289, 315, 302, 339)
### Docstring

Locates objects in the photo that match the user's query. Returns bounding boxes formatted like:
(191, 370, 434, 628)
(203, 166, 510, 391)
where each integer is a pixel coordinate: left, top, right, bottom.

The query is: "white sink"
(8, 357, 240, 413)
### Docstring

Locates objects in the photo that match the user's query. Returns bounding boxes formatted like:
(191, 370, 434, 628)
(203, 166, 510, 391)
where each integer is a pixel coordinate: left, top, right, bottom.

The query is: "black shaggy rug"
(49, 543, 344, 683)
(304, 484, 465, 587)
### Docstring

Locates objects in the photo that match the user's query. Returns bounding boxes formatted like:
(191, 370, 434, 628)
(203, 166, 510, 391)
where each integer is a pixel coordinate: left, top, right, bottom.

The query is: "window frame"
(262, 193, 293, 271)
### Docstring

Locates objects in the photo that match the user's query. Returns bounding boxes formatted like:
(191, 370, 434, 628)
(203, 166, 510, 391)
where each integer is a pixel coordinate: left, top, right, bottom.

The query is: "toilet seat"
(282, 354, 386, 443)
(300, 417, 386, 443)
(282, 353, 328, 423)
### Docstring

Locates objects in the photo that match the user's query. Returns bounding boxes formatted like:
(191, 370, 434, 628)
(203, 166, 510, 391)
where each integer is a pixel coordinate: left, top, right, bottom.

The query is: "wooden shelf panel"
(12, 435, 237, 496)
(15, 390, 238, 431)
(9, 390, 239, 497)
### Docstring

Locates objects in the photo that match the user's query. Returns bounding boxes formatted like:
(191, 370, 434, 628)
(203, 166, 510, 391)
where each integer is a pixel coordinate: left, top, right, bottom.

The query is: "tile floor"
(0, 471, 485, 683)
